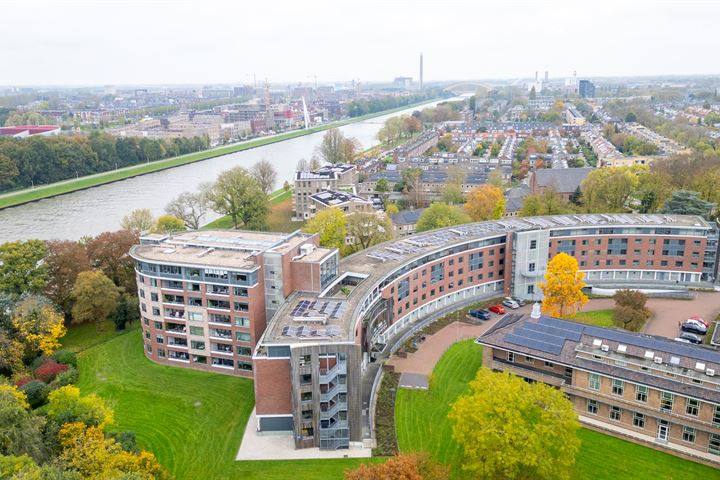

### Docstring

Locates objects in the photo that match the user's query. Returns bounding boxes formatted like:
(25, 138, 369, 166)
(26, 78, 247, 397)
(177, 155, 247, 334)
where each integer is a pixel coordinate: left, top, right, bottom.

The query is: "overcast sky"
(2, 0, 718, 86)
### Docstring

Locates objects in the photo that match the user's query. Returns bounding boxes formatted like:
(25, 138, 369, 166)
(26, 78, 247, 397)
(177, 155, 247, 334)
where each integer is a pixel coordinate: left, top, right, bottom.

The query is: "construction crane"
(301, 96, 311, 130)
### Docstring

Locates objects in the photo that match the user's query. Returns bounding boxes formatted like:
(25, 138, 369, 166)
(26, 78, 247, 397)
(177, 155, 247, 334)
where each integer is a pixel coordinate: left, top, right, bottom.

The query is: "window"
(237, 346, 252, 356)
(612, 379, 624, 396)
(587, 399, 598, 415)
(544, 361, 554, 368)
(189, 326, 204, 336)
(527, 285, 534, 295)
(660, 392, 674, 412)
(151, 292, 159, 302)
(530, 240, 537, 249)
(507, 352, 515, 362)
(635, 385, 648, 403)
(152, 307, 160, 316)
(300, 374, 312, 384)
(430, 263, 445, 284)
(235, 316, 250, 327)
(682, 426, 696, 443)
(301, 392, 312, 402)
(610, 406, 622, 421)
(235, 332, 251, 342)
(528, 262, 536, 272)
(633, 412, 645, 428)
(524, 356, 534, 364)
(193, 355, 207, 364)
(155, 335, 164, 344)
(714, 405, 720, 427)
(585, 373, 600, 390)
(191, 340, 205, 350)
(139, 289, 145, 298)
(710, 433, 720, 455)
(154, 321, 163, 330)
(212, 357, 233, 368)
(686, 398, 700, 416)
(157, 348, 165, 358)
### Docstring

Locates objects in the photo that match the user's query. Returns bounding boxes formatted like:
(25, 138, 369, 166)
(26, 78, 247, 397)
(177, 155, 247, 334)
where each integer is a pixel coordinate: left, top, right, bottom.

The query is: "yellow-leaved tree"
(538, 253, 588, 318)
(464, 184, 505, 221)
(303, 208, 347, 251)
(11, 296, 67, 356)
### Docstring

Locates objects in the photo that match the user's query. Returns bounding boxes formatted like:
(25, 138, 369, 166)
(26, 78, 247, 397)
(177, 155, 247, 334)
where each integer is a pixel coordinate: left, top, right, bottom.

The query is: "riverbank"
(0, 98, 442, 210)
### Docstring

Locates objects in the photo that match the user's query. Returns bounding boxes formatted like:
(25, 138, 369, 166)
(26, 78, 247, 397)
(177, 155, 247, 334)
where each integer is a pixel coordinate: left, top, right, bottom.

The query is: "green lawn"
(203, 188, 301, 233)
(0, 100, 440, 210)
(573, 309, 615, 327)
(60, 320, 135, 353)
(395, 340, 718, 480)
(75, 327, 373, 480)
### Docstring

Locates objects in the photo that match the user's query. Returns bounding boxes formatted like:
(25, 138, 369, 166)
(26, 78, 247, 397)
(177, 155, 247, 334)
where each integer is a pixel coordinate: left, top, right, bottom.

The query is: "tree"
(613, 290, 651, 331)
(660, 190, 715, 218)
(120, 209, 154, 234)
(165, 191, 208, 229)
(402, 167, 424, 208)
(85, 230, 139, 294)
(385, 203, 400, 215)
(12, 296, 66, 358)
(0, 331, 24, 376)
(47, 386, 114, 429)
(309, 156, 322, 171)
(345, 213, 394, 253)
(206, 167, 269, 229)
(71, 271, 119, 329)
(0, 385, 47, 463)
(303, 208, 347, 251)
(519, 189, 574, 217)
(151, 215, 186, 234)
(625, 112, 637, 122)
(375, 177, 390, 193)
(296, 158, 309, 172)
(345, 452, 449, 480)
(112, 295, 135, 331)
(250, 159, 277, 195)
(449, 369, 580, 480)
(416, 203, 470, 232)
(44, 240, 91, 320)
(579, 167, 638, 213)
(441, 166, 464, 204)
(539, 253, 588, 318)
(0, 154, 19, 191)
(317, 128, 358, 165)
(464, 184, 505, 221)
(0, 240, 48, 299)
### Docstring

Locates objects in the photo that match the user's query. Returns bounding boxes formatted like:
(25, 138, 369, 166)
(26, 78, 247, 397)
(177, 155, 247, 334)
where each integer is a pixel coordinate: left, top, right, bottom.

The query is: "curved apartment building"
(130, 214, 720, 455)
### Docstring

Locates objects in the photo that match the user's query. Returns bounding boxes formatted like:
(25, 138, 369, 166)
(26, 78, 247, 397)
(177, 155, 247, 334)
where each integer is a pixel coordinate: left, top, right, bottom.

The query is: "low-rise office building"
(478, 309, 720, 465)
(293, 164, 357, 220)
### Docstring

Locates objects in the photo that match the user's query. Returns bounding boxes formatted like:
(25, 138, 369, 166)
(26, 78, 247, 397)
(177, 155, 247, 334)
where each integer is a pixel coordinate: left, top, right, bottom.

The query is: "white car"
(502, 297, 520, 309)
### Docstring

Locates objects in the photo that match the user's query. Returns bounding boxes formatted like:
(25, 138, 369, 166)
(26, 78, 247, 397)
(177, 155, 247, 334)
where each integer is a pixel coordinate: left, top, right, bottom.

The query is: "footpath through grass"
(395, 340, 718, 480)
(0, 100, 439, 210)
(74, 326, 373, 479)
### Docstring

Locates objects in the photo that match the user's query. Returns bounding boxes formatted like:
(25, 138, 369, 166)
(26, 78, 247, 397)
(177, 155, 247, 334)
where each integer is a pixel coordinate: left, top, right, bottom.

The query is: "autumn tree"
(303, 208, 347, 251)
(0, 240, 48, 299)
(120, 208, 154, 234)
(206, 166, 269, 229)
(47, 385, 114, 429)
(346, 213, 394, 253)
(71, 271, 119, 329)
(0, 331, 24, 376)
(416, 203, 470, 232)
(85, 230, 139, 294)
(613, 289, 651, 331)
(441, 166, 464, 204)
(539, 253, 588, 318)
(580, 167, 639, 213)
(449, 369, 580, 480)
(250, 158, 277, 194)
(345, 452, 449, 480)
(402, 167, 424, 208)
(0, 385, 48, 463)
(165, 190, 208, 229)
(385, 203, 400, 215)
(464, 184, 505, 221)
(44, 240, 91, 319)
(318, 128, 360, 164)
(12, 296, 66, 358)
(151, 215, 186, 234)
(519, 189, 574, 217)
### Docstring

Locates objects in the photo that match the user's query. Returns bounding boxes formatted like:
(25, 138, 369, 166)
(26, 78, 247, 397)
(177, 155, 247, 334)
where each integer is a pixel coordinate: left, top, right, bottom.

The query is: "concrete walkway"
(236, 408, 371, 461)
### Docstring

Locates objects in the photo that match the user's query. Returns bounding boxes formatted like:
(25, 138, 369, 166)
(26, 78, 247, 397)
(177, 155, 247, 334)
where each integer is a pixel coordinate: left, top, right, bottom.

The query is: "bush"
(34, 360, 69, 383)
(19, 380, 50, 408)
(49, 365, 79, 389)
(110, 431, 139, 453)
(14, 376, 32, 388)
(373, 372, 400, 456)
(613, 289, 651, 331)
(53, 350, 78, 368)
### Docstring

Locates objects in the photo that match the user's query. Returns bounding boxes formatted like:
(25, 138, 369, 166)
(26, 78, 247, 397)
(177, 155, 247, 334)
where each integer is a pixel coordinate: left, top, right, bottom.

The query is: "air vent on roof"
(617, 344, 627, 353)
(197, 247, 215, 257)
(592, 339, 602, 348)
(644, 351, 655, 359)
(654, 357, 663, 364)
(707, 369, 716, 377)
(601, 345, 610, 352)
(695, 362, 706, 371)
(163, 248, 176, 254)
(670, 356, 680, 366)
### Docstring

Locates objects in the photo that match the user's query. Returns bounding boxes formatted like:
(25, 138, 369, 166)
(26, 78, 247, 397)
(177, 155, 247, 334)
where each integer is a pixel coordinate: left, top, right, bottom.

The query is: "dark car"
(469, 309, 491, 320)
(488, 304, 506, 315)
(676, 332, 703, 344)
(681, 320, 707, 335)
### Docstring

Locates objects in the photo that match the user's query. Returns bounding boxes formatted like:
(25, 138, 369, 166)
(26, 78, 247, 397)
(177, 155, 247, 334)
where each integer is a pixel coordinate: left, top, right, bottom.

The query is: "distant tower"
(419, 53, 424, 91)
(535, 71, 538, 81)
(544, 71, 549, 82)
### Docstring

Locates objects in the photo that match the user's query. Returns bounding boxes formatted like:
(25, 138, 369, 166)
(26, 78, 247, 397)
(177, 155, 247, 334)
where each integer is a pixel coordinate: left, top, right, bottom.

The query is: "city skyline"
(2, 0, 719, 86)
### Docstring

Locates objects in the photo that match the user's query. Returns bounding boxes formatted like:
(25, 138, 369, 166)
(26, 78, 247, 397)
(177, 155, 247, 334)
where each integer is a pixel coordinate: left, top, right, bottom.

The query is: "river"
(0, 100, 451, 242)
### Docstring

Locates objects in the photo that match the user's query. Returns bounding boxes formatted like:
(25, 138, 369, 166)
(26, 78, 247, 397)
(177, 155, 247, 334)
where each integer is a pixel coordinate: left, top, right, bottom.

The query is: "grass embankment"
(573, 309, 615, 327)
(69, 325, 374, 479)
(203, 188, 300, 233)
(395, 340, 717, 480)
(0, 100, 440, 210)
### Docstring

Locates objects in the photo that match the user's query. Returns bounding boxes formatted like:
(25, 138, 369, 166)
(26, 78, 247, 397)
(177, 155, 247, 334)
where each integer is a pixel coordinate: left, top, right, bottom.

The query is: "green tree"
(449, 369, 580, 480)
(519, 189, 574, 217)
(165, 191, 208, 230)
(0, 240, 48, 299)
(111, 295, 135, 331)
(580, 167, 639, 213)
(416, 203, 470, 232)
(151, 215, 186, 234)
(0, 385, 48, 463)
(303, 208, 347, 251)
(660, 190, 715, 218)
(318, 128, 358, 164)
(345, 213, 393, 253)
(206, 167, 269, 229)
(375, 177, 390, 193)
(120, 209, 154, 234)
(625, 112, 637, 122)
(402, 167, 424, 208)
(441, 167, 464, 204)
(71, 271, 119, 329)
(0, 154, 19, 191)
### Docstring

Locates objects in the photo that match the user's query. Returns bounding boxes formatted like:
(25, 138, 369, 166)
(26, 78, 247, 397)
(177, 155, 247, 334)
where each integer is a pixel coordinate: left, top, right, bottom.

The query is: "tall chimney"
(419, 53, 424, 91)
(544, 71, 548, 82)
(535, 71, 538, 81)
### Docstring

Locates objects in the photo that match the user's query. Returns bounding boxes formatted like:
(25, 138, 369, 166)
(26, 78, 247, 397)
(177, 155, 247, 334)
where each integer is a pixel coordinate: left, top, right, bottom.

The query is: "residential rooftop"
(310, 190, 371, 207)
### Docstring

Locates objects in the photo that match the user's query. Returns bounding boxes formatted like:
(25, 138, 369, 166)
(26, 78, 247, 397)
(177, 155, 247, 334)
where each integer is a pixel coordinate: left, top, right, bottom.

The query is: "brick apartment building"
(478, 308, 720, 466)
(293, 164, 357, 220)
(131, 214, 720, 456)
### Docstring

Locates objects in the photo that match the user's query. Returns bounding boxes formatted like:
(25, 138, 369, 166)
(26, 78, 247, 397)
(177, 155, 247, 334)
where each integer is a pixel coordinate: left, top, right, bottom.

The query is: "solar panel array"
(366, 214, 687, 263)
(505, 316, 584, 355)
(291, 299, 346, 320)
(281, 325, 342, 338)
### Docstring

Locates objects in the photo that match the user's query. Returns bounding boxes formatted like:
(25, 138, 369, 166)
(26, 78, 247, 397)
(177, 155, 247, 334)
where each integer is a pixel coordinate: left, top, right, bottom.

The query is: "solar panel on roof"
(537, 316, 586, 333)
(506, 333, 563, 355)
(522, 322, 582, 341)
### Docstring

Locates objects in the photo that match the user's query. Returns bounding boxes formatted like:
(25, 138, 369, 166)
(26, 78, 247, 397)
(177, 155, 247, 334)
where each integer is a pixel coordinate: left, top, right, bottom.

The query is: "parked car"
(469, 309, 491, 320)
(511, 296, 527, 307)
(502, 297, 520, 309)
(676, 332, 703, 344)
(687, 316, 709, 328)
(681, 320, 707, 335)
(673, 337, 692, 344)
(488, 304, 506, 315)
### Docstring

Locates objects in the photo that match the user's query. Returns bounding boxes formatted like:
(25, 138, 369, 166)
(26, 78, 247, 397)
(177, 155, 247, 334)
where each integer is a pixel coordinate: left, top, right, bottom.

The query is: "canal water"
(0, 100, 451, 241)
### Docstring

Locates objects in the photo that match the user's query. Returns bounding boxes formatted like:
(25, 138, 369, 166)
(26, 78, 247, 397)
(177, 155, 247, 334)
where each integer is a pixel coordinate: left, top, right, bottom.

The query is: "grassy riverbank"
(0, 99, 441, 210)
(202, 188, 300, 232)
